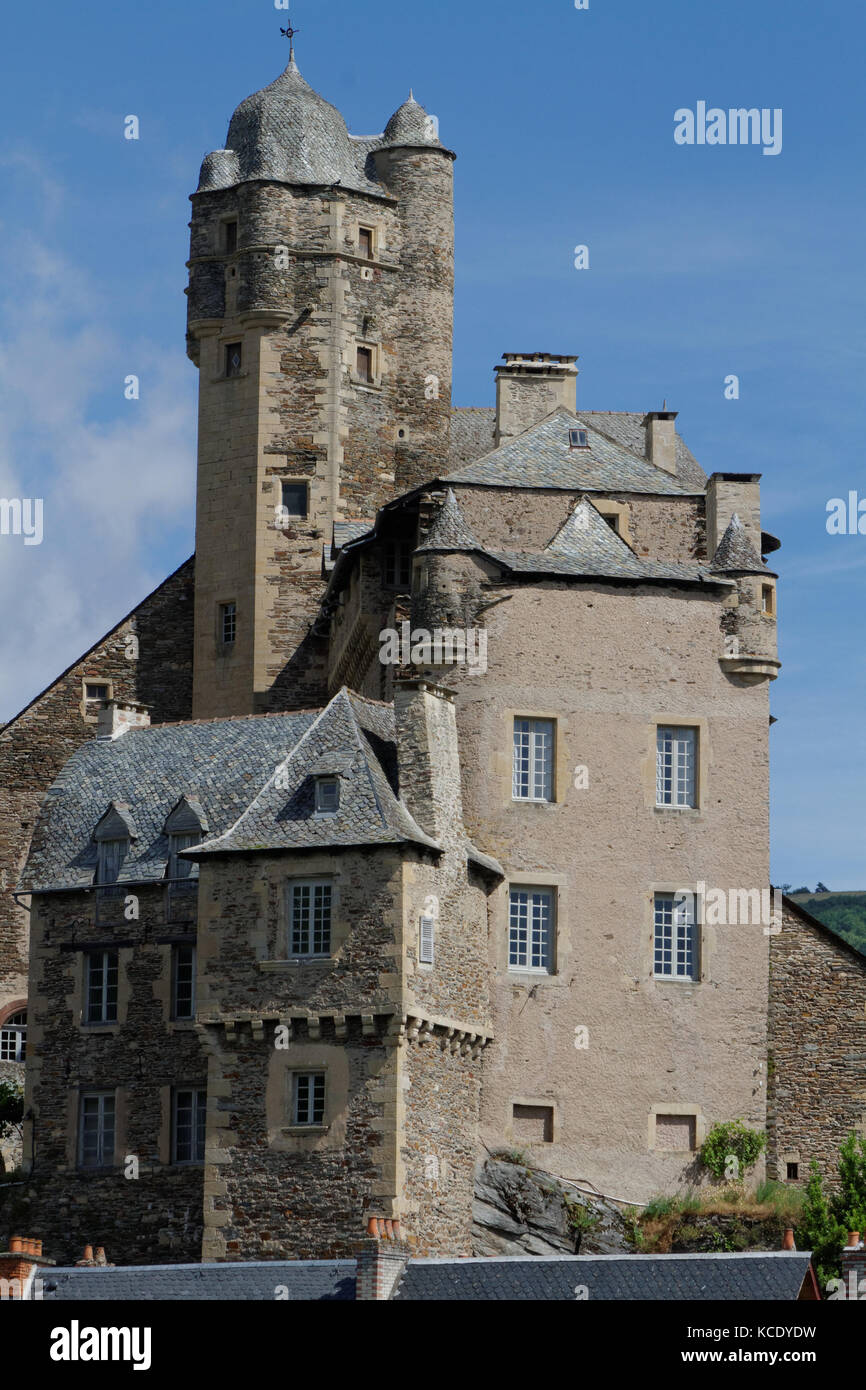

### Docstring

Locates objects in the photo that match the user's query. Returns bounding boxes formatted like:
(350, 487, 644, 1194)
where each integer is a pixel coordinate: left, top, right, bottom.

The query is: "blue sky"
(0, 0, 863, 886)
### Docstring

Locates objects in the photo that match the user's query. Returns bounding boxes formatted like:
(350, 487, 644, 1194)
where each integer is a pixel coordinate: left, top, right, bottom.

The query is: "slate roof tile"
(711, 513, 771, 574)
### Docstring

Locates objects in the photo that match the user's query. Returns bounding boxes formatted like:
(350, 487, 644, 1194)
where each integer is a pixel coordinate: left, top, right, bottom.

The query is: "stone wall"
(0, 559, 194, 1026)
(767, 900, 866, 1184)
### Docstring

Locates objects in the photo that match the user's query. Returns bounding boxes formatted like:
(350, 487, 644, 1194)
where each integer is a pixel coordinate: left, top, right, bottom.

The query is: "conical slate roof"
(382, 94, 441, 147)
(711, 514, 767, 574)
(197, 59, 383, 195)
(416, 489, 485, 554)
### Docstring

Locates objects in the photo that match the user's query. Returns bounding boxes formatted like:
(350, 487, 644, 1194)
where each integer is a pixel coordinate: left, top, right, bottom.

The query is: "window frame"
(78, 1090, 116, 1170)
(222, 218, 238, 255)
(172, 1086, 207, 1164)
(512, 717, 556, 803)
(219, 601, 237, 646)
(568, 427, 590, 449)
(171, 944, 197, 1021)
(280, 480, 309, 520)
(355, 344, 375, 385)
(656, 725, 698, 809)
(314, 778, 340, 815)
(224, 341, 243, 378)
(85, 949, 119, 1025)
(508, 885, 556, 974)
(358, 225, 375, 260)
(291, 1071, 326, 1127)
(382, 539, 413, 589)
(287, 880, 333, 959)
(0, 1010, 26, 1062)
(761, 583, 776, 617)
(653, 891, 700, 982)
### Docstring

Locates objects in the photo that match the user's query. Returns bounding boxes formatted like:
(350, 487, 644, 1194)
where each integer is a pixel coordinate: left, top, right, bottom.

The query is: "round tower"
(185, 56, 456, 718)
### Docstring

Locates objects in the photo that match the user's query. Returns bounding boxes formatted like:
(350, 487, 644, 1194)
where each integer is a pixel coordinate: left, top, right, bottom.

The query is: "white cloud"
(0, 223, 196, 722)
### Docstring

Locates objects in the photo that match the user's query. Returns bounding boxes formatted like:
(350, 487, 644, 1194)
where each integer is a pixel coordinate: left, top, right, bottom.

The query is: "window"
(314, 778, 340, 815)
(224, 342, 242, 377)
(568, 428, 589, 448)
(512, 1104, 554, 1143)
(603, 513, 619, 533)
(79, 1092, 115, 1169)
(86, 950, 119, 1024)
(96, 838, 127, 885)
(172, 1087, 206, 1163)
(220, 602, 237, 645)
(223, 219, 238, 254)
(289, 881, 332, 957)
(654, 892, 699, 981)
(85, 683, 109, 702)
(281, 481, 308, 519)
(356, 346, 374, 383)
(172, 945, 196, 1021)
(762, 584, 776, 616)
(655, 1113, 696, 1152)
(419, 914, 435, 966)
(168, 832, 199, 881)
(383, 539, 412, 589)
(0, 1011, 26, 1062)
(292, 1072, 326, 1126)
(509, 887, 554, 973)
(786, 1162, 799, 1182)
(512, 718, 554, 802)
(656, 726, 697, 808)
(358, 226, 374, 259)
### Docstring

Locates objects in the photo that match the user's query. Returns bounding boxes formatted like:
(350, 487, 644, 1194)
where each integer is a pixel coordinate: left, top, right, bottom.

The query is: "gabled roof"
(190, 688, 440, 857)
(416, 488, 485, 554)
(489, 498, 732, 588)
(394, 1252, 817, 1302)
(444, 409, 702, 496)
(93, 801, 138, 843)
(19, 711, 317, 893)
(711, 513, 772, 575)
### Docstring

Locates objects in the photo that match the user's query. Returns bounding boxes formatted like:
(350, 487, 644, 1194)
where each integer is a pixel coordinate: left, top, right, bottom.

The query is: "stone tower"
(186, 55, 455, 718)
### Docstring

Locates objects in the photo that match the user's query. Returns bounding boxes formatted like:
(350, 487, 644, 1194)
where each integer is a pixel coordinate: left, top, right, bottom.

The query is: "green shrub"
(643, 1195, 675, 1219)
(797, 1134, 866, 1293)
(701, 1120, 766, 1181)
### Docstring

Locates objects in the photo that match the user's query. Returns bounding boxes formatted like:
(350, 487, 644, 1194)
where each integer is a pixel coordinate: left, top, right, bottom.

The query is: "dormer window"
(169, 832, 200, 880)
(568, 428, 589, 449)
(315, 778, 340, 815)
(96, 839, 127, 886)
(163, 798, 207, 888)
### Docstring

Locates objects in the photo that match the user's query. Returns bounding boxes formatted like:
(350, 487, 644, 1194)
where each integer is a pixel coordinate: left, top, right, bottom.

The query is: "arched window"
(0, 1010, 26, 1062)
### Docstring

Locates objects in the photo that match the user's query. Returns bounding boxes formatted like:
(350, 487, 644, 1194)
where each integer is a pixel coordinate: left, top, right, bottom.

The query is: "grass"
(635, 1182, 805, 1253)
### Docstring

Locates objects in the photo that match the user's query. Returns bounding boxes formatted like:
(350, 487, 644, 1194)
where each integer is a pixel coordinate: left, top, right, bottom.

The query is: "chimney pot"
(846, 1231, 861, 1248)
(782, 1228, 796, 1251)
(10, 1237, 22, 1254)
(366, 1216, 379, 1237)
(83, 1244, 93, 1262)
(34, 1240, 42, 1257)
(95, 1247, 107, 1265)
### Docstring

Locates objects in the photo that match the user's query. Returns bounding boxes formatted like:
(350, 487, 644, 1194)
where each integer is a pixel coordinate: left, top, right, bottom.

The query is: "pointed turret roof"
(710, 514, 768, 574)
(416, 489, 486, 554)
(382, 93, 441, 147)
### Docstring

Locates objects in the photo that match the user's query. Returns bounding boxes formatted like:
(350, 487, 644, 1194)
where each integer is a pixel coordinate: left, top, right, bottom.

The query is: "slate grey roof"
(489, 498, 732, 588)
(197, 61, 443, 197)
(581, 411, 707, 490)
(19, 711, 316, 893)
(711, 513, 771, 574)
(324, 520, 375, 573)
(449, 408, 496, 469)
(394, 1253, 815, 1302)
(190, 689, 440, 857)
(444, 409, 702, 496)
(417, 488, 485, 554)
(42, 1260, 355, 1302)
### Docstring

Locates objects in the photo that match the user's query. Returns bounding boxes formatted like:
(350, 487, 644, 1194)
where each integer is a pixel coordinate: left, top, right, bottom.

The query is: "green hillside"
(788, 891, 866, 956)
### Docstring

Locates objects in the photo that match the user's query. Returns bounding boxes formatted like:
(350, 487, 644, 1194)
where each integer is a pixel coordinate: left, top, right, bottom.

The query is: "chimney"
(393, 678, 464, 846)
(782, 1228, 796, 1251)
(494, 352, 579, 447)
(642, 410, 679, 475)
(839, 1231, 866, 1300)
(97, 700, 151, 740)
(0, 1235, 54, 1300)
(353, 1217, 411, 1301)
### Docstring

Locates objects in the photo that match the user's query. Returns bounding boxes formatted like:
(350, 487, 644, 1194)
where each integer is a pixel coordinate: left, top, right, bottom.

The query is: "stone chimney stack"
(353, 1217, 411, 1301)
(494, 353, 579, 446)
(0, 1236, 53, 1299)
(96, 700, 151, 740)
(642, 410, 679, 475)
(393, 678, 464, 846)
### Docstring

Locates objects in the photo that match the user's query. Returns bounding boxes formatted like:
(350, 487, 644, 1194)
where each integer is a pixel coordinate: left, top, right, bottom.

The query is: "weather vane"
(280, 21, 300, 62)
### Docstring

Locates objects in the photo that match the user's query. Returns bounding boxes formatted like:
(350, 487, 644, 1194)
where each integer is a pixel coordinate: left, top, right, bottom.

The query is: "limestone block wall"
(767, 902, 866, 1185)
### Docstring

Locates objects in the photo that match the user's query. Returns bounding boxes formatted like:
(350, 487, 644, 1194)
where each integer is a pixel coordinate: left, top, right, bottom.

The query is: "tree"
(797, 1133, 866, 1293)
(815, 882, 830, 893)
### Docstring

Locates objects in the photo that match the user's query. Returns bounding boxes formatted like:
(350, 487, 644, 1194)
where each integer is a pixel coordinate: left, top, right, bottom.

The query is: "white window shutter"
(419, 914, 435, 964)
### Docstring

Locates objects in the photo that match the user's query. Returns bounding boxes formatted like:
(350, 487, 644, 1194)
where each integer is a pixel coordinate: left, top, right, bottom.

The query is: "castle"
(1, 47, 864, 1265)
